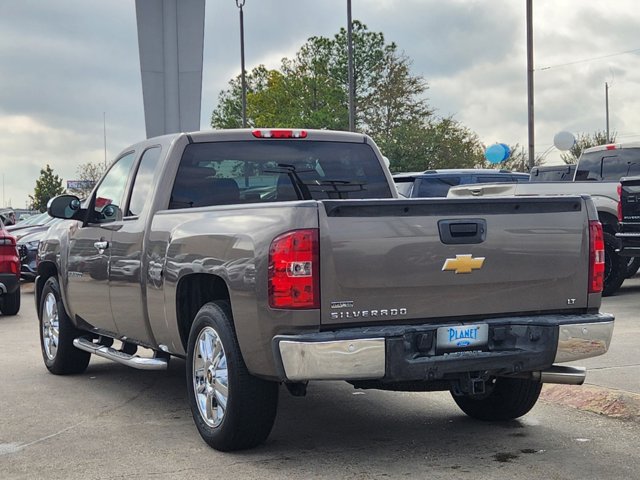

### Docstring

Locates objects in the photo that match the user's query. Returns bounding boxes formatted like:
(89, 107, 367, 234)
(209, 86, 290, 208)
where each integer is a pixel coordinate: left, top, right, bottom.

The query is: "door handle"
(94, 241, 109, 253)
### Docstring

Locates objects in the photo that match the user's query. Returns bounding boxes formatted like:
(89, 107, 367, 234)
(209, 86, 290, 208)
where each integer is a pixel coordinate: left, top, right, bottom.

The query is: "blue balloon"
(485, 143, 511, 164)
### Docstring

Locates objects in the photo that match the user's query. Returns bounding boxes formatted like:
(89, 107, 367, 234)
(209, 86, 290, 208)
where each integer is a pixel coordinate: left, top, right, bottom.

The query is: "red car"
(0, 222, 20, 315)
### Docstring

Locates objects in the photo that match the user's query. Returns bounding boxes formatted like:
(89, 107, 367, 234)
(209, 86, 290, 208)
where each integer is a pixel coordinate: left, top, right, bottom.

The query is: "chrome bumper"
(276, 317, 615, 382)
(555, 320, 615, 363)
(278, 338, 385, 381)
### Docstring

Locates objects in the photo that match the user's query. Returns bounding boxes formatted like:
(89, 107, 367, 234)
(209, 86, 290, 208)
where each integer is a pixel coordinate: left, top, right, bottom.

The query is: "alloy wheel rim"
(42, 292, 59, 360)
(193, 326, 229, 428)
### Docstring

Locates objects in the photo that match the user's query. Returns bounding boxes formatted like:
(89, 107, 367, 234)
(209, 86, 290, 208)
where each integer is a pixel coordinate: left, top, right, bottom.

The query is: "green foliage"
(560, 130, 616, 164)
(383, 118, 485, 173)
(210, 22, 493, 173)
(29, 164, 65, 212)
(211, 24, 428, 148)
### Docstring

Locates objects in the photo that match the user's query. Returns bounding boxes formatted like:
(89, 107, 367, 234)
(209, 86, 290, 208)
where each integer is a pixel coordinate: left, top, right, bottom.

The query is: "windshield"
(575, 149, 640, 181)
(169, 140, 392, 208)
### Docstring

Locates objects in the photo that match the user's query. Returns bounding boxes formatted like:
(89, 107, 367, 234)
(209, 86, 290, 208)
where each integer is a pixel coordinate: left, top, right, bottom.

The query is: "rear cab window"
(169, 141, 392, 208)
(575, 148, 640, 181)
(414, 176, 462, 197)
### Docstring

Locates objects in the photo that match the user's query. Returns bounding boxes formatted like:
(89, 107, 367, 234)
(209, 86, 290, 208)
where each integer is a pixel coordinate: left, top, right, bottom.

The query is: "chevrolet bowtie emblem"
(442, 254, 485, 274)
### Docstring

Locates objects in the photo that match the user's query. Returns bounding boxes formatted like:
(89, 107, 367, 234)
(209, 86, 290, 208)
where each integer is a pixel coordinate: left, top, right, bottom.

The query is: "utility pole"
(605, 82, 610, 143)
(347, 0, 356, 132)
(526, 0, 535, 169)
(237, 0, 247, 128)
(103, 112, 107, 168)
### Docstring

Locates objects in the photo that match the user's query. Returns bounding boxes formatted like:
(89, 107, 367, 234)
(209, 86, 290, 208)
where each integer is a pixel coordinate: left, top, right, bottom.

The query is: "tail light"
(0, 235, 19, 276)
(617, 183, 623, 222)
(588, 221, 604, 294)
(268, 229, 319, 309)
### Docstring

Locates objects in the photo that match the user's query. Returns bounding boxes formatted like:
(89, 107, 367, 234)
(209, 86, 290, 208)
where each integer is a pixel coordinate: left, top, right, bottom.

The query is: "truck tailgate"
(318, 197, 589, 325)
(619, 176, 640, 226)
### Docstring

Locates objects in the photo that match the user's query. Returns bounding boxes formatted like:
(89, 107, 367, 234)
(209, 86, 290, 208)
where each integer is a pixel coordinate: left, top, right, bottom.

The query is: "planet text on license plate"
(437, 324, 488, 350)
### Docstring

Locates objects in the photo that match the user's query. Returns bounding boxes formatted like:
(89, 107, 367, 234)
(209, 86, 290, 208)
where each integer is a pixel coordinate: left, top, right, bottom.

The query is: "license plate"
(437, 324, 488, 350)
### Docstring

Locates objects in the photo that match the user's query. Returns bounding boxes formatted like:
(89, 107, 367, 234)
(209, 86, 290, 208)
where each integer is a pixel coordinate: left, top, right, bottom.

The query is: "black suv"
(393, 169, 529, 198)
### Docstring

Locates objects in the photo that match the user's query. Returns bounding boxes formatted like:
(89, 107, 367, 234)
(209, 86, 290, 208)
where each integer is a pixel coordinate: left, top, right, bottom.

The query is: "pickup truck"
(616, 175, 640, 256)
(448, 142, 640, 296)
(38, 128, 614, 451)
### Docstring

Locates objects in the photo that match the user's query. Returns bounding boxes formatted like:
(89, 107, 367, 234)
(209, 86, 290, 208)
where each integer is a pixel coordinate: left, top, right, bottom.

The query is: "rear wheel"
(602, 232, 626, 297)
(451, 377, 542, 421)
(186, 302, 278, 451)
(39, 277, 91, 375)
(0, 287, 20, 316)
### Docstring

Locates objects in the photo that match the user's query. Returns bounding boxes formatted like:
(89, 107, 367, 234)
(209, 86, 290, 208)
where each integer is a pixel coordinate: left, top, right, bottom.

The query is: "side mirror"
(47, 195, 82, 220)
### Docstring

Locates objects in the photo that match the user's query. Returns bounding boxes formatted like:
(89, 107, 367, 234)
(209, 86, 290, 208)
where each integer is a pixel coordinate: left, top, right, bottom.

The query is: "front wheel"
(39, 277, 91, 375)
(451, 377, 542, 421)
(186, 302, 278, 451)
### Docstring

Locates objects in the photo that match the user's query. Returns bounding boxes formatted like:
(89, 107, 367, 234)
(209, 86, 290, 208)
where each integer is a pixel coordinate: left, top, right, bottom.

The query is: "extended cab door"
(65, 152, 136, 335)
(108, 146, 162, 345)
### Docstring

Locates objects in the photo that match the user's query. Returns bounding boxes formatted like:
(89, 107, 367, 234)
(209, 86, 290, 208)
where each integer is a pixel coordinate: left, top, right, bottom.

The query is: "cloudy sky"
(1, 0, 640, 208)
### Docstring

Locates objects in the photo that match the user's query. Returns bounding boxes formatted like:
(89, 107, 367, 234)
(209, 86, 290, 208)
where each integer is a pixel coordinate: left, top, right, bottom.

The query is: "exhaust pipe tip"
(535, 365, 587, 385)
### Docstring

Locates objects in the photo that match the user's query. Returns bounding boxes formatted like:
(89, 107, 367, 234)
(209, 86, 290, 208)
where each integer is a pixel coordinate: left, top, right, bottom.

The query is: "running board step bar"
(73, 337, 168, 370)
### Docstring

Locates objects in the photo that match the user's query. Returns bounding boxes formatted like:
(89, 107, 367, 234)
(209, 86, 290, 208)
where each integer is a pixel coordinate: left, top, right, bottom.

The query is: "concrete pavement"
(15, 275, 640, 422)
(539, 274, 640, 420)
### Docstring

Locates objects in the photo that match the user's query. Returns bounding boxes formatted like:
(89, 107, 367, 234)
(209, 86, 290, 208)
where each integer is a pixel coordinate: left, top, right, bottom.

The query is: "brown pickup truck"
(38, 129, 614, 451)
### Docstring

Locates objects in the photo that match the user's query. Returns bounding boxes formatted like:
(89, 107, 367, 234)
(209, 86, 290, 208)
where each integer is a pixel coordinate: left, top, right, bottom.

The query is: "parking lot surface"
(0, 280, 638, 479)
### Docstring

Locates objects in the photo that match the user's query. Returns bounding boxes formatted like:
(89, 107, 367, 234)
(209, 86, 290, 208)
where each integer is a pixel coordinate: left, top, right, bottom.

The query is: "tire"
(39, 277, 91, 375)
(451, 377, 542, 421)
(186, 302, 279, 451)
(625, 257, 640, 278)
(602, 232, 626, 297)
(0, 287, 20, 316)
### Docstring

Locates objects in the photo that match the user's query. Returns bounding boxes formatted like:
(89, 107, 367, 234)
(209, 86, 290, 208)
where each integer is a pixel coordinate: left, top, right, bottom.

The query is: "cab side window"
(127, 147, 161, 217)
(93, 152, 135, 223)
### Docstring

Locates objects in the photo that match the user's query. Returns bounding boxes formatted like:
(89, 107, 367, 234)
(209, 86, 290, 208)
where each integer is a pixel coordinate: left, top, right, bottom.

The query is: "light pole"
(605, 82, 610, 143)
(526, 0, 535, 169)
(103, 112, 107, 168)
(347, 0, 355, 132)
(236, 0, 247, 128)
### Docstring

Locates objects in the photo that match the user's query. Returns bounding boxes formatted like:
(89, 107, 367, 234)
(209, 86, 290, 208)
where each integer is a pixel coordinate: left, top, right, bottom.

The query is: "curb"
(540, 384, 640, 422)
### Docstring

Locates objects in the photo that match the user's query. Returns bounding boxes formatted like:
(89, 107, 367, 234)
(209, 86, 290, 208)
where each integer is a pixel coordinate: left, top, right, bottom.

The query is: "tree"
(384, 118, 485, 173)
(211, 22, 430, 134)
(560, 130, 616, 164)
(210, 65, 271, 128)
(67, 161, 106, 199)
(29, 164, 65, 212)
(210, 22, 490, 172)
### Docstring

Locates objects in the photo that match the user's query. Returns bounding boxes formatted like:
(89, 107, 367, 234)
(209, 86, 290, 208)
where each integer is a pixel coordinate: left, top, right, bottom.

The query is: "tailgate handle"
(438, 219, 486, 245)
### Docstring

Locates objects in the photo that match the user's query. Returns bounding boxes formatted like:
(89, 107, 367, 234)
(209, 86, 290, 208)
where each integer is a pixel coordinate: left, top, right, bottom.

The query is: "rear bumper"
(0, 273, 20, 296)
(615, 231, 640, 256)
(273, 313, 614, 382)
